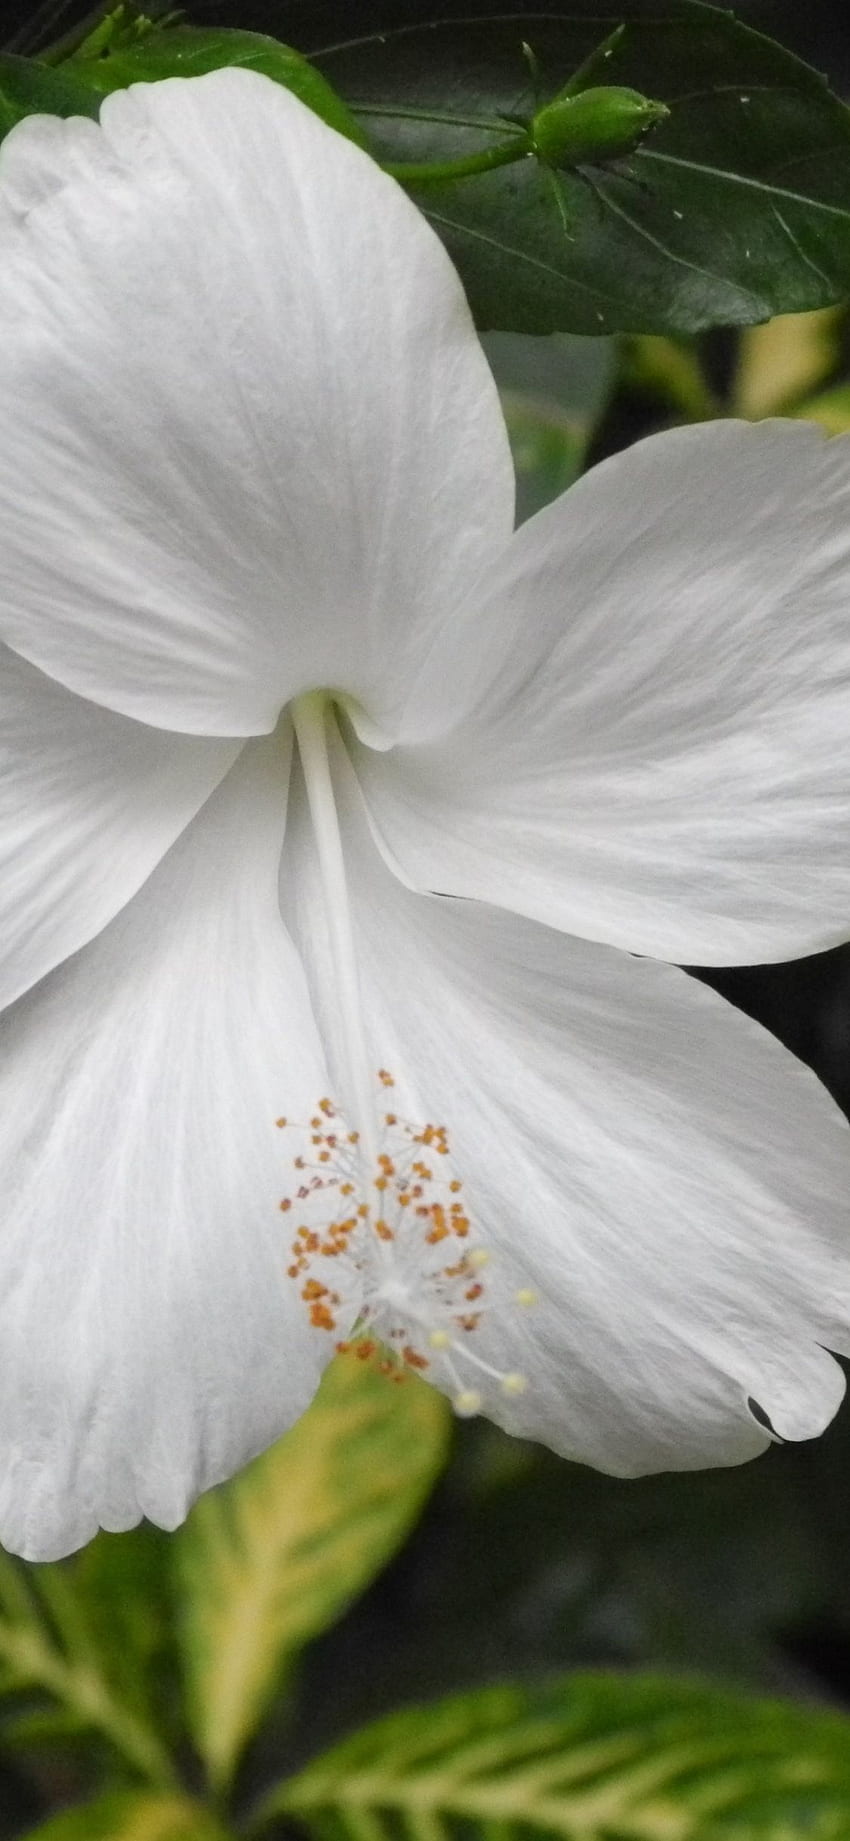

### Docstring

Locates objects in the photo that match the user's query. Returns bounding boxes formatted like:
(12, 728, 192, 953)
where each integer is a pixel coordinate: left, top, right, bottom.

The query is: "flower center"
(285, 695, 535, 1416)
(276, 1076, 534, 1416)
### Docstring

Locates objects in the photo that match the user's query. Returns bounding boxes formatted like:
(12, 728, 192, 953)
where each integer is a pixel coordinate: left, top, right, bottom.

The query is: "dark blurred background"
(3, 0, 850, 73)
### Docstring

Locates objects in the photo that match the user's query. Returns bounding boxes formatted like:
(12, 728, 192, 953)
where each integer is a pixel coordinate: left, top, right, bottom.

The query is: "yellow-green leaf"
(484, 332, 615, 521)
(258, 1671, 850, 1841)
(176, 1352, 449, 1794)
(733, 306, 844, 418)
(22, 1792, 231, 1840)
(791, 382, 850, 434)
(621, 335, 718, 422)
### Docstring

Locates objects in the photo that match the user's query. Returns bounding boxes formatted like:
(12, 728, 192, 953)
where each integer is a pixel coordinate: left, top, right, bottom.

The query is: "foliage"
(483, 332, 616, 520)
(292, 0, 850, 335)
(259, 1672, 850, 1840)
(0, 1354, 447, 1831)
(0, 1534, 174, 1784)
(64, 21, 368, 146)
(731, 307, 845, 419)
(4, 1, 850, 336)
(0, 51, 99, 130)
(176, 1356, 449, 1794)
(24, 1795, 231, 1839)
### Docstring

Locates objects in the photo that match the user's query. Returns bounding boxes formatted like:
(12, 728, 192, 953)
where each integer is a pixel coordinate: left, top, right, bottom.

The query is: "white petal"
(282, 747, 850, 1474)
(0, 644, 239, 1008)
(356, 420, 850, 964)
(0, 735, 332, 1560)
(0, 72, 512, 738)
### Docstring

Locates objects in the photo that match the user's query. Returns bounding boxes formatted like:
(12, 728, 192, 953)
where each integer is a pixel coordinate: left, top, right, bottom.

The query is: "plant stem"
(383, 136, 529, 186)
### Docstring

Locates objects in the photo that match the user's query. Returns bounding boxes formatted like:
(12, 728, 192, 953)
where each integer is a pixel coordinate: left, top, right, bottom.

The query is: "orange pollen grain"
(402, 1345, 430, 1371)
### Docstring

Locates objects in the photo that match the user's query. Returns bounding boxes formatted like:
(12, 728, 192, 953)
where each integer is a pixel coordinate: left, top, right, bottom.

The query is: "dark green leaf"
(279, 0, 850, 335)
(0, 51, 100, 134)
(484, 331, 615, 518)
(66, 25, 367, 146)
(257, 1671, 850, 1840)
(70, 1524, 176, 1737)
(0, 1547, 173, 1785)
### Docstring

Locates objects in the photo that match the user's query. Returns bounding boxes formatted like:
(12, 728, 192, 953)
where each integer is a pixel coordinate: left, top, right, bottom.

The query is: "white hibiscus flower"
(1, 68, 850, 1561)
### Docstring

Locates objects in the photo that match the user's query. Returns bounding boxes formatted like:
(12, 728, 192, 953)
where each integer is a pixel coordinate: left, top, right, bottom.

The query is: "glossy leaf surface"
(0, 51, 100, 131)
(64, 24, 367, 145)
(283, 0, 850, 334)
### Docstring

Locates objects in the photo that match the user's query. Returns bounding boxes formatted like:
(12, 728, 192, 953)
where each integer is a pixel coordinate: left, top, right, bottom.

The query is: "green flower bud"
(531, 85, 669, 169)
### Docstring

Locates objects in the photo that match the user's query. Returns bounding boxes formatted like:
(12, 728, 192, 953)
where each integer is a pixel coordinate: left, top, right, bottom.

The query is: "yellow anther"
(302, 1278, 328, 1300)
(280, 1073, 534, 1422)
(454, 1389, 483, 1418)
